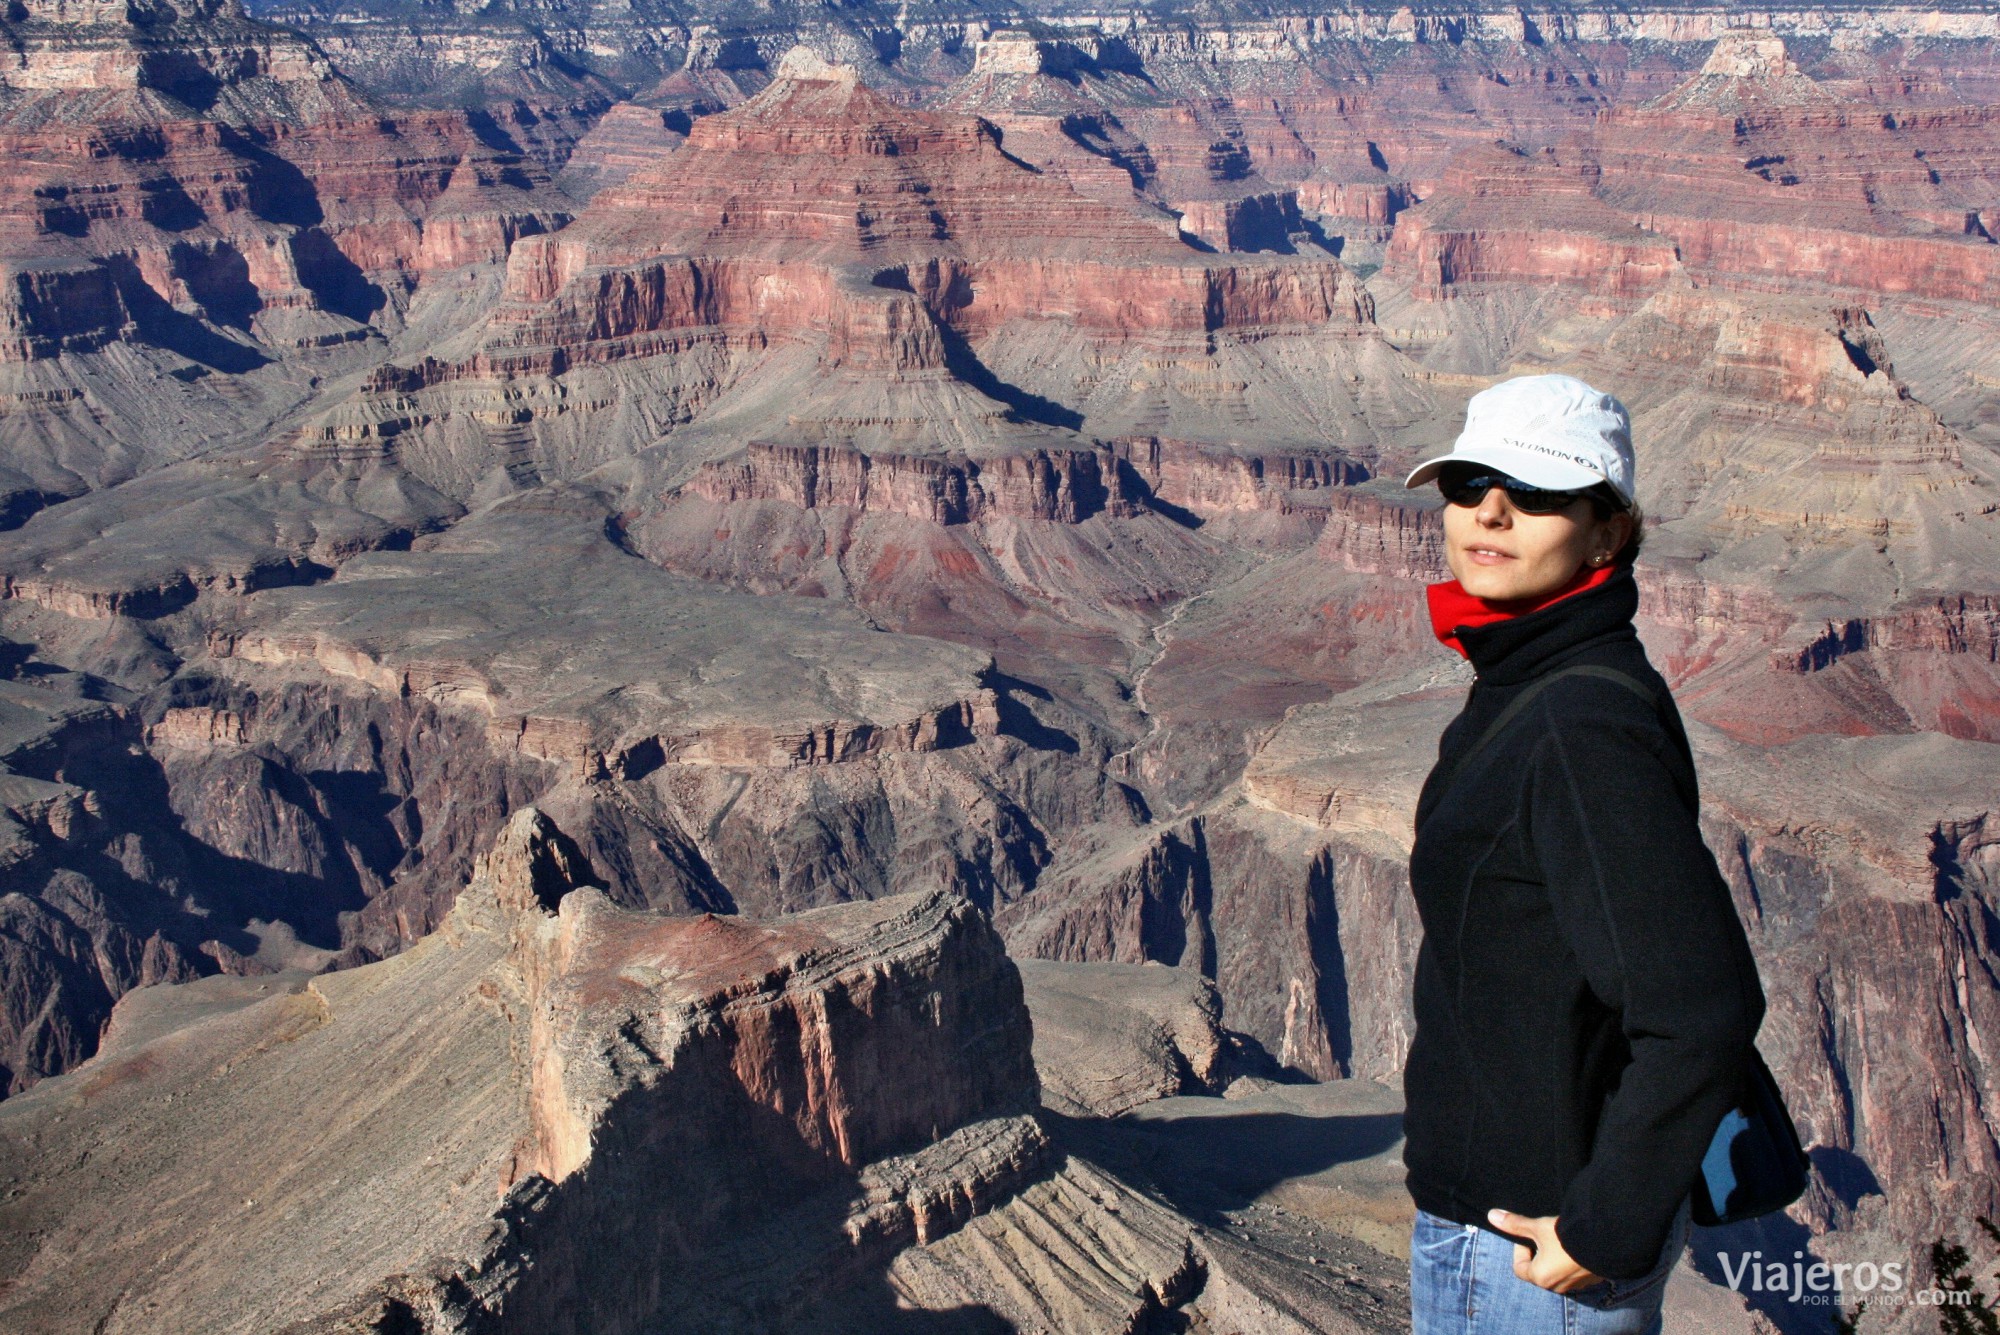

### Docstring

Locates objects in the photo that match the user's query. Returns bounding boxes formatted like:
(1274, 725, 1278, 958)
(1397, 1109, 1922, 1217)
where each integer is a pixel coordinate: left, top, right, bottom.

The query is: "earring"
(1590, 554, 1609, 566)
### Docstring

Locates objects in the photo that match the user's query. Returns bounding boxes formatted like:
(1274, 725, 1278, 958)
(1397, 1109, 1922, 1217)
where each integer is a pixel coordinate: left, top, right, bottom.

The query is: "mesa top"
(1402, 565, 1767, 1281)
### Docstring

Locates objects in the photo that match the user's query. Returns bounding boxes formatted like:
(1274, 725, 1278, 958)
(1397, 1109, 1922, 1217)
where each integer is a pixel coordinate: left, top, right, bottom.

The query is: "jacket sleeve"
(1525, 688, 1767, 1281)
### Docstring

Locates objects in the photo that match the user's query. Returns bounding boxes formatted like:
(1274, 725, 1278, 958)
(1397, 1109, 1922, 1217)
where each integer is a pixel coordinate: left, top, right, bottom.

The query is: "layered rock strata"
(0, 809, 1043, 1333)
(1016, 957, 1227, 1117)
(272, 45, 1410, 519)
(0, 0, 569, 527)
(0, 807, 1414, 1334)
(1379, 30, 2000, 313)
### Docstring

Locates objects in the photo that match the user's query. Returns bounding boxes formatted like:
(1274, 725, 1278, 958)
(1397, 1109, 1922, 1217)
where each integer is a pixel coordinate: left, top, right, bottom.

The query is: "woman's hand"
(1486, 1209, 1606, 1294)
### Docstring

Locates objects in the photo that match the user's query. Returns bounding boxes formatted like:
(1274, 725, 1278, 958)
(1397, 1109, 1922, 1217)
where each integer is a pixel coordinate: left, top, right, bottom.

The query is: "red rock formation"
(1107, 435, 1370, 516)
(1314, 486, 1446, 580)
(555, 103, 692, 200)
(0, 4, 568, 352)
(685, 440, 1150, 525)
(494, 809, 1036, 1189)
(1295, 178, 1412, 229)
(1172, 189, 1308, 252)
(0, 0, 575, 528)
(1383, 143, 1682, 301)
(1375, 32, 2000, 309)
(466, 49, 1373, 382)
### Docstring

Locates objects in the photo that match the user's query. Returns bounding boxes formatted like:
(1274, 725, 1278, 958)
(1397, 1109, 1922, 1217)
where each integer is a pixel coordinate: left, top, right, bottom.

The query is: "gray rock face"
(1017, 957, 1226, 1117)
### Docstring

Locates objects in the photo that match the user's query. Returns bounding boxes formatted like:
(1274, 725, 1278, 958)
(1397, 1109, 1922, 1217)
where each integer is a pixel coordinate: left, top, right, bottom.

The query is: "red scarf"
(1426, 563, 1620, 659)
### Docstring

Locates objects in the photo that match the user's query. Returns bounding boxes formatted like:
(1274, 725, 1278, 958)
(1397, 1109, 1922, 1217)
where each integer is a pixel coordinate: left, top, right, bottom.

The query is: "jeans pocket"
(1412, 1211, 1471, 1259)
(1575, 1262, 1673, 1311)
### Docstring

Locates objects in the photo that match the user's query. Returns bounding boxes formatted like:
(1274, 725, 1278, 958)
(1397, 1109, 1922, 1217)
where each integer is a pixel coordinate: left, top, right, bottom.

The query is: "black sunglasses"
(1436, 464, 1598, 515)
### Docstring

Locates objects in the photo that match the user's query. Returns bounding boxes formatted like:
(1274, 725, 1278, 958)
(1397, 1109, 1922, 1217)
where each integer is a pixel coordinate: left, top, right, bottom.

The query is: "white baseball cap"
(1404, 374, 1635, 505)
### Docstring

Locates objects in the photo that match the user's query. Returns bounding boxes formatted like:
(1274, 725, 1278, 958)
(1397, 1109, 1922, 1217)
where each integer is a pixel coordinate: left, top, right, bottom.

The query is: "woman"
(1398, 374, 1767, 1335)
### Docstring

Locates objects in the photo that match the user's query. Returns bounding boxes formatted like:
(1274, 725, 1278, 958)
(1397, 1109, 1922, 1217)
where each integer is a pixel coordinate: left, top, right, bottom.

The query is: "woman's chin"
(1451, 556, 1585, 604)
(1457, 570, 1531, 601)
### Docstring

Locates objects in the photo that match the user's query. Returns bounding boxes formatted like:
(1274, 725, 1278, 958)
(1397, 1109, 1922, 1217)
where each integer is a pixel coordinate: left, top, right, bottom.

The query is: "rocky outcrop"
(1314, 484, 1445, 580)
(0, 636, 576, 1098)
(1383, 143, 1683, 302)
(0, 669, 234, 1095)
(0, 808, 1048, 1333)
(1296, 178, 1412, 230)
(1017, 956, 1226, 1117)
(1108, 436, 1370, 515)
(1174, 189, 1310, 253)
(685, 440, 1150, 525)
(990, 802, 1384, 1085)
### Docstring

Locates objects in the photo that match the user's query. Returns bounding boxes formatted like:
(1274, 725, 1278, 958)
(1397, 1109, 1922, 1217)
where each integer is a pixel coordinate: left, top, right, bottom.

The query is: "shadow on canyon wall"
(1046, 1105, 1407, 1226)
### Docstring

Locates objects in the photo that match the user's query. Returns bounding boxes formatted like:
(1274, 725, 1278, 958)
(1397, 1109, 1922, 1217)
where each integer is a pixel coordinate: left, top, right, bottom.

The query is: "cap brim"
(1402, 442, 1607, 493)
(1403, 456, 1451, 489)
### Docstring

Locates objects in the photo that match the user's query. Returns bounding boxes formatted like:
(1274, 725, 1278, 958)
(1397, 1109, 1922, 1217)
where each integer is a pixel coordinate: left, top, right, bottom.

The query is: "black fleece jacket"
(1402, 564, 1767, 1281)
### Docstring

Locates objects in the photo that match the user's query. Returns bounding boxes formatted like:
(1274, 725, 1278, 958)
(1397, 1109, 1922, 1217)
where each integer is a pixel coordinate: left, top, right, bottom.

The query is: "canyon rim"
(0, 0, 1995, 1331)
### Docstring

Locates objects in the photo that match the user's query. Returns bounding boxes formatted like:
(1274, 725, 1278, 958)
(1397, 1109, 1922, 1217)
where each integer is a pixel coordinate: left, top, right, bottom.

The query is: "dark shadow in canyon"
(0, 488, 73, 532)
(1689, 1212, 1843, 1335)
(289, 227, 388, 323)
(104, 258, 272, 373)
(138, 176, 206, 232)
(1306, 848, 1354, 1074)
(464, 106, 525, 154)
(986, 669, 1081, 754)
(486, 1011, 1032, 1334)
(1112, 458, 1203, 529)
(173, 242, 261, 329)
(1044, 1106, 1405, 1227)
(931, 320, 1085, 431)
(306, 769, 413, 886)
(136, 50, 223, 114)
(217, 125, 323, 227)
(1808, 1145, 1882, 1213)
(1136, 821, 1217, 977)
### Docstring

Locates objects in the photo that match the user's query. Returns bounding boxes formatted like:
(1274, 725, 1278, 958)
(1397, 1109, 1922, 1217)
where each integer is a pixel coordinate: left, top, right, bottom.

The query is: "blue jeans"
(1410, 1198, 1691, 1334)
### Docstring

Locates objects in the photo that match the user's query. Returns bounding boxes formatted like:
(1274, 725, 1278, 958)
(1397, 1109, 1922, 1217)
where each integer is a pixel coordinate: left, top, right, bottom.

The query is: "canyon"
(0, 0, 1995, 1330)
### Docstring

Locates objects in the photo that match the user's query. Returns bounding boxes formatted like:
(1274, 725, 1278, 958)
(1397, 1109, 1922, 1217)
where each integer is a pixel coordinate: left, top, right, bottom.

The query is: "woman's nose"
(1476, 487, 1511, 525)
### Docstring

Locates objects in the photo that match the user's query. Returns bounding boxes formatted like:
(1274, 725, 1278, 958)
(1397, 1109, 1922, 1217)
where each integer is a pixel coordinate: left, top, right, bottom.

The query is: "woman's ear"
(1590, 511, 1635, 566)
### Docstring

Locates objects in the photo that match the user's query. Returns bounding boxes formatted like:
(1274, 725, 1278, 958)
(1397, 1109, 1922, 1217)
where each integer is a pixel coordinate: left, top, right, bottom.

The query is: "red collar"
(1426, 562, 1620, 659)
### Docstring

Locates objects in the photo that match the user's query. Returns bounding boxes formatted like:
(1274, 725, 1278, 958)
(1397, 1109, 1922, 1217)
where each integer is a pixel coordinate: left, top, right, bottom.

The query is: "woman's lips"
(1464, 546, 1514, 565)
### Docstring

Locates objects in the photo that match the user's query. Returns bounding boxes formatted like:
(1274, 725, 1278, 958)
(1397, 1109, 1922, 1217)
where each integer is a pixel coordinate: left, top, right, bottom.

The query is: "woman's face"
(1442, 482, 1631, 603)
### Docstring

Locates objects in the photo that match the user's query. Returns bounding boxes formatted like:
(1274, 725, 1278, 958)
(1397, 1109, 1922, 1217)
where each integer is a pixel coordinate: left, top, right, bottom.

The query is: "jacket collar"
(1446, 564, 1641, 685)
(1425, 561, 1619, 660)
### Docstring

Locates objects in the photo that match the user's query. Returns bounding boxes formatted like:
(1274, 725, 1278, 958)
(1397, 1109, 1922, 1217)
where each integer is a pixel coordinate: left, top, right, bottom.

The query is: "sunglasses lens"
(1436, 468, 1493, 505)
(1437, 467, 1584, 513)
(1505, 487, 1577, 514)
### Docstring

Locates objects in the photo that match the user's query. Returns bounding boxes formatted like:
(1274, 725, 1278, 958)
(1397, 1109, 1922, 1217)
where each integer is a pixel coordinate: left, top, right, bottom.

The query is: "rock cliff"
(0, 808, 1406, 1334)
(0, 0, 568, 531)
